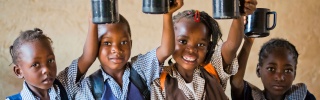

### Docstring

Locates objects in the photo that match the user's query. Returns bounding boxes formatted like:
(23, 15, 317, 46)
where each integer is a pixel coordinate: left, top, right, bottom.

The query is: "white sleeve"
(210, 44, 239, 90)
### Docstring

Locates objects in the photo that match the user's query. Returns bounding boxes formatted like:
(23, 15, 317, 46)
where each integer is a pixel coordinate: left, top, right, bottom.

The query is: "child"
(151, 0, 257, 99)
(230, 38, 316, 100)
(6, 28, 82, 100)
(73, 0, 184, 99)
(6, 10, 100, 99)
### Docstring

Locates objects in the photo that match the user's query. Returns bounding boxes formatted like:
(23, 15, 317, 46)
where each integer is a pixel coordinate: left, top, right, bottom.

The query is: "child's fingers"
(242, 0, 257, 15)
(243, 16, 247, 24)
(245, 0, 258, 5)
(177, 0, 184, 7)
(244, 3, 256, 15)
(173, 0, 184, 10)
(169, 0, 183, 13)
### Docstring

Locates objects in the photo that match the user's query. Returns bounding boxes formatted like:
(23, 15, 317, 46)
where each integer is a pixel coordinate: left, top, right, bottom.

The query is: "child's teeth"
(183, 56, 195, 61)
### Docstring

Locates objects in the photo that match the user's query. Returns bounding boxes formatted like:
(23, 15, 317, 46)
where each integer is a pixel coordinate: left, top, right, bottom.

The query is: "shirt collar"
(20, 81, 57, 100)
(169, 64, 204, 99)
(100, 63, 131, 82)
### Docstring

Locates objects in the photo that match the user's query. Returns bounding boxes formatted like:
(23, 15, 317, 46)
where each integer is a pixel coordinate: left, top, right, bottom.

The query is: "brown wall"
(0, 0, 319, 99)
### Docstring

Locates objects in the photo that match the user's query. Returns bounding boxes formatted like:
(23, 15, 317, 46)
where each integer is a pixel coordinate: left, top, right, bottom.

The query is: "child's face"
(258, 47, 296, 96)
(14, 40, 57, 90)
(98, 23, 132, 71)
(172, 18, 210, 70)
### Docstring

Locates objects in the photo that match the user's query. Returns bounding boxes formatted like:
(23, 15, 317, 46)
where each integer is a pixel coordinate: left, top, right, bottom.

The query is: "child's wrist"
(244, 40, 254, 45)
(163, 14, 173, 20)
(164, 13, 173, 17)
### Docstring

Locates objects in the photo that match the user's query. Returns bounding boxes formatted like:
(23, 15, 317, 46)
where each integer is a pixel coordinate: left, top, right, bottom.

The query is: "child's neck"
(102, 66, 125, 88)
(26, 83, 50, 100)
(264, 91, 285, 100)
(175, 64, 195, 83)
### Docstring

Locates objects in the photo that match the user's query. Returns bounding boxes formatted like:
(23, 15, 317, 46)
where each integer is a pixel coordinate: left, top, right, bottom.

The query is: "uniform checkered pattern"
(247, 81, 309, 100)
(151, 45, 239, 100)
(5, 81, 60, 100)
(6, 59, 82, 100)
(75, 48, 162, 100)
(172, 66, 205, 100)
(211, 44, 239, 91)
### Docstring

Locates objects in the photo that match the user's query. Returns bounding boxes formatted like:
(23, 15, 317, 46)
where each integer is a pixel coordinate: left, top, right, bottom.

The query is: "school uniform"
(235, 81, 316, 100)
(6, 60, 83, 100)
(151, 45, 239, 100)
(75, 48, 162, 100)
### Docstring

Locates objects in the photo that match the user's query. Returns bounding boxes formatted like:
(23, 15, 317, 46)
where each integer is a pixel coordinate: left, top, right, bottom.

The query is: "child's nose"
(274, 72, 285, 81)
(186, 45, 198, 53)
(42, 65, 51, 75)
(111, 44, 123, 53)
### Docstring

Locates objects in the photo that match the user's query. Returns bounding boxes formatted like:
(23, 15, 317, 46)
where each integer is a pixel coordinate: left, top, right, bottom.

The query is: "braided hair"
(172, 9, 223, 64)
(9, 28, 53, 65)
(258, 38, 299, 67)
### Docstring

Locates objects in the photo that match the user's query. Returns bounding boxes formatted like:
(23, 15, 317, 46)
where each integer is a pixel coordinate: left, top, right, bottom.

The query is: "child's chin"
(37, 82, 55, 90)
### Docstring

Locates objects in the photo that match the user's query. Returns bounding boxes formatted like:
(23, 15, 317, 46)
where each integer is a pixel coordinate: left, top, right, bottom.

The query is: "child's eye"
(121, 41, 128, 45)
(31, 63, 40, 67)
(284, 69, 293, 73)
(267, 67, 275, 72)
(48, 59, 55, 63)
(179, 40, 187, 45)
(197, 43, 205, 47)
(103, 42, 111, 45)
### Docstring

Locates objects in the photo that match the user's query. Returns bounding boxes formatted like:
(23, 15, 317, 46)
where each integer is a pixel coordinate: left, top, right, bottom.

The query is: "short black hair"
(98, 14, 131, 40)
(258, 38, 299, 66)
(10, 28, 53, 65)
(172, 9, 223, 64)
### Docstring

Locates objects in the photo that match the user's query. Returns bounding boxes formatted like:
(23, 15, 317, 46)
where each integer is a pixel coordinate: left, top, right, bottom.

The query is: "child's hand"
(243, 0, 257, 16)
(243, 16, 247, 24)
(167, 0, 184, 15)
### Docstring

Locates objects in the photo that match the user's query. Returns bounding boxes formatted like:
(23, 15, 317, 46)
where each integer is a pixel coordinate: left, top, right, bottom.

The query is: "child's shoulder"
(162, 65, 175, 76)
(6, 93, 21, 100)
(245, 81, 265, 99)
(287, 83, 316, 100)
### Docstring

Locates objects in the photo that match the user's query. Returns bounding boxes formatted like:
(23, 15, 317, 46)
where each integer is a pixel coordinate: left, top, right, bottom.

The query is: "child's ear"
(293, 66, 297, 79)
(256, 64, 261, 78)
(13, 65, 24, 79)
(130, 40, 133, 48)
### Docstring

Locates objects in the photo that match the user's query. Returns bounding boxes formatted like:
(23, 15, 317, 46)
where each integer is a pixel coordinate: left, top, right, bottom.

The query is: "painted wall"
(0, 0, 319, 98)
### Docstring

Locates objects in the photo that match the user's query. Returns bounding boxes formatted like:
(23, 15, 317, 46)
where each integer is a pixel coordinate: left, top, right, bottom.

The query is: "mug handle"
(267, 11, 277, 30)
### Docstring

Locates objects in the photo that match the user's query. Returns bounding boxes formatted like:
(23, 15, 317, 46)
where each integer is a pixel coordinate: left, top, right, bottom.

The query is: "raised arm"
(156, 0, 184, 63)
(77, 18, 98, 81)
(221, 0, 257, 67)
(230, 37, 254, 99)
(221, 17, 244, 67)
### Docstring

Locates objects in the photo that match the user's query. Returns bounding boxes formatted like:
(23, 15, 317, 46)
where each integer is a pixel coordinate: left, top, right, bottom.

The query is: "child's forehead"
(18, 41, 54, 59)
(21, 40, 52, 49)
(262, 48, 297, 65)
(175, 20, 209, 40)
(98, 24, 131, 38)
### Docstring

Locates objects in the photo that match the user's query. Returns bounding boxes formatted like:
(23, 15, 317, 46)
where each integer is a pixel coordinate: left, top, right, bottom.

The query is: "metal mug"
(245, 8, 277, 38)
(91, 0, 119, 24)
(142, 0, 175, 14)
(213, 0, 245, 19)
